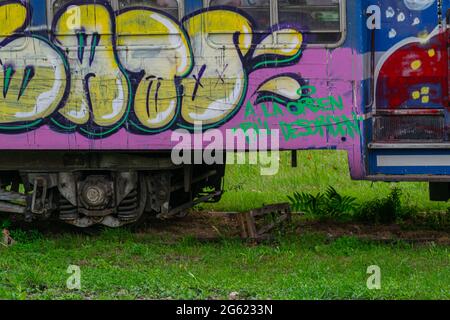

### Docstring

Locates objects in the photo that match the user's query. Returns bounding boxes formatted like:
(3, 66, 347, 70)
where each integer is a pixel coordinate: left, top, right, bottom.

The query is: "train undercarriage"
(0, 152, 225, 228)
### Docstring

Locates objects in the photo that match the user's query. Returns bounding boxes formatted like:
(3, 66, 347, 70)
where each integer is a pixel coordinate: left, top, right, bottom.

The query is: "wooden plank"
(0, 201, 26, 214)
(245, 211, 258, 239)
(257, 214, 290, 236)
(251, 203, 290, 217)
(235, 204, 292, 240)
(237, 213, 248, 239)
(0, 190, 27, 202)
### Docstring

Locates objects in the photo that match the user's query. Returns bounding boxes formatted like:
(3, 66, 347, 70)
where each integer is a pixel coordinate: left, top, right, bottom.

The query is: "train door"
(367, 0, 450, 180)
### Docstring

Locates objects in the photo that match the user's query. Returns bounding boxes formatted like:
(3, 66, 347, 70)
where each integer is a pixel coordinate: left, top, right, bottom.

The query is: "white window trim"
(114, 0, 184, 20)
(46, 0, 346, 49)
(204, 0, 347, 49)
(47, 0, 184, 28)
(47, 0, 185, 50)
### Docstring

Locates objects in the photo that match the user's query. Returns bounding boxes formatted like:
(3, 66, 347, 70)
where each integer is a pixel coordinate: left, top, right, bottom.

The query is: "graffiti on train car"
(236, 85, 362, 142)
(376, 28, 447, 109)
(0, 0, 312, 138)
(375, 0, 447, 110)
(403, 0, 435, 11)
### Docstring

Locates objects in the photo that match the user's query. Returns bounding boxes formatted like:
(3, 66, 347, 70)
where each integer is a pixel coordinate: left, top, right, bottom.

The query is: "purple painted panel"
(0, 1, 365, 177)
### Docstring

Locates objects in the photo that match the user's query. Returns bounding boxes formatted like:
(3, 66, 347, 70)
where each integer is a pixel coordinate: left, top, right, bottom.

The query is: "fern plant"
(324, 186, 359, 218)
(288, 186, 358, 219)
(288, 191, 326, 216)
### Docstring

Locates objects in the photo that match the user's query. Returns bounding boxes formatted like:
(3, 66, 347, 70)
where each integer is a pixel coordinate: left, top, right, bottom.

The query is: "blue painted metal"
(29, 0, 47, 28)
(370, 149, 450, 175)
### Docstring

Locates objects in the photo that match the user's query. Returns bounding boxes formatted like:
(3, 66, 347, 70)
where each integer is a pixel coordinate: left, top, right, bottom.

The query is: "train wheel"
(59, 173, 147, 228)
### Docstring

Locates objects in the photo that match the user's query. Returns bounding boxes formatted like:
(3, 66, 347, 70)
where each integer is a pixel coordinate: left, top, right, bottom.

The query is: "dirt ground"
(6, 211, 450, 245)
(133, 212, 450, 245)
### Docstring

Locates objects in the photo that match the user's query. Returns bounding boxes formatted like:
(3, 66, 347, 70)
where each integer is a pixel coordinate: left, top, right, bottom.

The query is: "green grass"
(203, 150, 448, 213)
(0, 151, 449, 300)
(0, 230, 449, 300)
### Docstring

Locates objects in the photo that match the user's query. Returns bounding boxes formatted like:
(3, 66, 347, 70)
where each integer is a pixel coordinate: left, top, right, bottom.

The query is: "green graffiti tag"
(236, 85, 363, 142)
(279, 113, 362, 141)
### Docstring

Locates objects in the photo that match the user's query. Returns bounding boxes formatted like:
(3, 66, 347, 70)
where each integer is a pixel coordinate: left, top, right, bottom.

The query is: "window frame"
(47, 0, 184, 30)
(46, 0, 346, 49)
(114, 0, 185, 50)
(205, 0, 346, 49)
(47, 0, 185, 50)
(114, 0, 183, 20)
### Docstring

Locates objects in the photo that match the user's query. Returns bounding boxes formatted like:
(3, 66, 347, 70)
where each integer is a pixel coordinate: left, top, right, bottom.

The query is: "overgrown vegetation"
(288, 186, 359, 219)
(288, 185, 450, 229)
(1, 218, 11, 229)
(203, 151, 447, 213)
(355, 187, 407, 224)
(200, 151, 449, 229)
(0, 230, 449, 300)
(288, 186, 407, 223)
(1, 151, 449, 300)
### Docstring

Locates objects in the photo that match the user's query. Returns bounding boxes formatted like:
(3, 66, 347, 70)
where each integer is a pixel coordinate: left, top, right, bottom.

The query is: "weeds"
(8, 229, 43, 242)
(1, 218, 11, 229)
(355, 187, 408, 224)
(407, 210, 450, 230)
(288, 187, 421, 225)
(288, 186, 358, 220)
(0, 230, 448, 300)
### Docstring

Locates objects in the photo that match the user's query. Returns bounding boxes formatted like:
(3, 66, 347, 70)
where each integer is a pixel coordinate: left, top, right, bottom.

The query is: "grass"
(202, 150, 448, 213)
(0, 231, 449, 300)
(0, 150, 449, 300)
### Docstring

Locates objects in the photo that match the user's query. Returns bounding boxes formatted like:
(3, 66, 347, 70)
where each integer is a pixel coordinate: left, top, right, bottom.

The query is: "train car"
(0, 0, 448, 227)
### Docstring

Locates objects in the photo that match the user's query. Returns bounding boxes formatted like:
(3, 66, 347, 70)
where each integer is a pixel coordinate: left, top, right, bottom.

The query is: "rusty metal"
(0, 152, 226, 227)
(0, 152, 180, 171)
(117, 189, 139, 221)
(158, 191, 223, 219)
(291, 150, 298, 168)
(31, 177, 48, 214)
(78, 175, 113, 210)
(59, 196, 78, 221)
(237, 203, 292, 241)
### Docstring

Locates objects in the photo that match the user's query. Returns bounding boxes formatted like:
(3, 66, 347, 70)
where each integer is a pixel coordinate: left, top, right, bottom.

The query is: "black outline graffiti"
(0, 0, 306, 138)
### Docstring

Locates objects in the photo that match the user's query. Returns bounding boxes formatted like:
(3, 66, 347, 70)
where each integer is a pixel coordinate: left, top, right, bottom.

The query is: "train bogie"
(0, 152, 224, 227)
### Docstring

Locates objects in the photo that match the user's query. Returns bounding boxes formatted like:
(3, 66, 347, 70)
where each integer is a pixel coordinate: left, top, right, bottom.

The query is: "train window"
(277, 0, 343, 45)
(117, 0, 180, 20)
(50, 0, 115, 35)
(206, 0, 272, 47)
(52, 0, 73, 13)
(116, 0, 182, 48)
(208, 0, 271, 32)
(206, 0, 345, 47)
